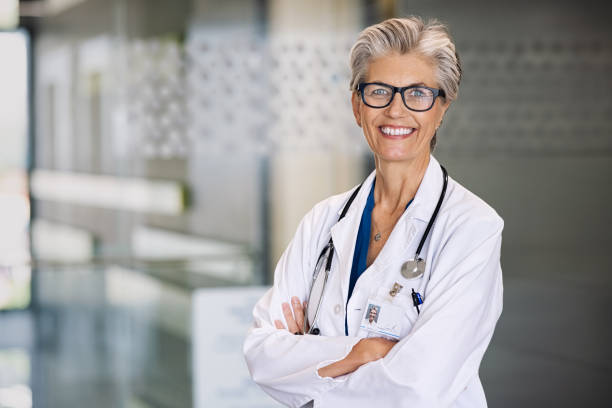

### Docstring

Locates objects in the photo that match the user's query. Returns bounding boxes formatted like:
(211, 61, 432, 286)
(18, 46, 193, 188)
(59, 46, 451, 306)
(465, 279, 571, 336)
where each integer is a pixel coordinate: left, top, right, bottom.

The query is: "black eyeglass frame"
(357, 82, 446, 112)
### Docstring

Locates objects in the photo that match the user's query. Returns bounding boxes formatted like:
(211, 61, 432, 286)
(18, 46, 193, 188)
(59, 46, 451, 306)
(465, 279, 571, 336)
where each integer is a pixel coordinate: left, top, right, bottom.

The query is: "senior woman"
(244, 16, 503, 408)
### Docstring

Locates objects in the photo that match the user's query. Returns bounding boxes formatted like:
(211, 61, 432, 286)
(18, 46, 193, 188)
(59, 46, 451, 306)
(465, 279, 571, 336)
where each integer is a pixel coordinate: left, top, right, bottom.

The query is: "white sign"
(193, 287, 282, 408)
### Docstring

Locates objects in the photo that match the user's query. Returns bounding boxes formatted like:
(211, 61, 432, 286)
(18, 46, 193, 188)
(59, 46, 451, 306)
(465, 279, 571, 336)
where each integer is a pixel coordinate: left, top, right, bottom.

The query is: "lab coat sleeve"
(243, 207, 361, 408)
(323, 214, 504, 407)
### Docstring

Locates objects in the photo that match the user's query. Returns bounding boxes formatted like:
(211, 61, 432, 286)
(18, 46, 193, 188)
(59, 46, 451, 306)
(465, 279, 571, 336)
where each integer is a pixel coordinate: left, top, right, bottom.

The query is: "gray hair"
(349, 16, 462, 149)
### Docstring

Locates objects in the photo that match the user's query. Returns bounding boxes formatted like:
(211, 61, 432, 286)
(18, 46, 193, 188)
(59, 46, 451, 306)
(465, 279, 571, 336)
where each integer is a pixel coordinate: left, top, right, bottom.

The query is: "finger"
(282, 302, 299, 334)
(291, 296, 304, 333)
(303, 300, 309, 331)
(274, 320, 286, 330)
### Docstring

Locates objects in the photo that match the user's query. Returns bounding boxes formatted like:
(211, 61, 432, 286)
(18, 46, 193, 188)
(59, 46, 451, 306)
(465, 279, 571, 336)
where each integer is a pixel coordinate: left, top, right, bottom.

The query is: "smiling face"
(368, 307, 378, 323)
(352, 52, 450, 164)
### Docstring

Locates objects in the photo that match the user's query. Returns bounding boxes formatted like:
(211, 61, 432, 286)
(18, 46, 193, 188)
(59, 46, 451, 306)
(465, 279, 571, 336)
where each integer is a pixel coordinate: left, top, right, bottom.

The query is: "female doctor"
(243, 16, 504, 408)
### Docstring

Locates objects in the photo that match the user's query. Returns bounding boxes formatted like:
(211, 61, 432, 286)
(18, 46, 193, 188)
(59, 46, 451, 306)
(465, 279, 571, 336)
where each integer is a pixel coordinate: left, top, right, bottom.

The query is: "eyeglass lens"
(362, 84, 435, 111)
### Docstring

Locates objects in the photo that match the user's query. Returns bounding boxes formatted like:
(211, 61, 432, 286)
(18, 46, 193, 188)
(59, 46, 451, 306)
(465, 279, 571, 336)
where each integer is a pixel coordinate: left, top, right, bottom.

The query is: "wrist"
(346, 343, 368, 368)
(317, 349, 363, 378)
(318, 359, 353, 378)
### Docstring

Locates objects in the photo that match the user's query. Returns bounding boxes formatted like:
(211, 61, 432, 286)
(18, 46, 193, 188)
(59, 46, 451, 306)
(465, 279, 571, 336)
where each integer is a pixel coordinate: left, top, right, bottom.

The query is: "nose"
(385, 90, 408, 117)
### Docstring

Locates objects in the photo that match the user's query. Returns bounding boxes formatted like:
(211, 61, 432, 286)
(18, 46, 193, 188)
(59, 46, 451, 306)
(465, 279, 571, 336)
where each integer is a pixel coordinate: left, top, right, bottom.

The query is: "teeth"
(381, 127, 415, 136)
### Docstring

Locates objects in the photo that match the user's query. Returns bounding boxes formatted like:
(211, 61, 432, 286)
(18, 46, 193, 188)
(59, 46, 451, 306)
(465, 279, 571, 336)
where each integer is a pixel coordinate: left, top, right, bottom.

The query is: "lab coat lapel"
(328, 156, 443, 302)
(409, 155, 445, 223)
(365, 155, 444, 273)
(330, 171, 376, 307)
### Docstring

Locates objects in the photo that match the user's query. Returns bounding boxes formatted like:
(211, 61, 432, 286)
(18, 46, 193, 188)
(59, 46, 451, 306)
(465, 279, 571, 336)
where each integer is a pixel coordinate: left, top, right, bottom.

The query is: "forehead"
(365, 52, 438, 87)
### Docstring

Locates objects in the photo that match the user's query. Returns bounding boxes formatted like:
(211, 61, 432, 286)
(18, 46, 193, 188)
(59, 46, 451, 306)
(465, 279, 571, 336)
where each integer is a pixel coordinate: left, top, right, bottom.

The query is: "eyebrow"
(371, 81, 428, 87)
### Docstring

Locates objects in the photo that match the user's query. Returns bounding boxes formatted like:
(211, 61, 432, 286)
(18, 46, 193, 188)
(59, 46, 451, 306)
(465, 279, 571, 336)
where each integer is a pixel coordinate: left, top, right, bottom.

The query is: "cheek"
(362, 126, 377, 147)
(417, 111, 443, 134)
(430, 106, 447, 128)
(360, 112, 377, 134)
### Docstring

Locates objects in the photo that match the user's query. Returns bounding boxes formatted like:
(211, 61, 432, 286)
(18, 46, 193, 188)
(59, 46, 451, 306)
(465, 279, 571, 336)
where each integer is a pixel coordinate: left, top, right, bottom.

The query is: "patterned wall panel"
(439, 40, 612, 154)
(186, 37, 364, 155)
(122, 37, 366, 158)
(124, 39, 189, 158)
(123, 37, 612, 158)
(40, 35, 612, 160)
(185, 39, 271, 155)
(266, 39, 362, 152)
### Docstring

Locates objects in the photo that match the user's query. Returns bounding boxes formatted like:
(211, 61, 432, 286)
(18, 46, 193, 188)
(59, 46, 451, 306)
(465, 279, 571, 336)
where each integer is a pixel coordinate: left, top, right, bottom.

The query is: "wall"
(396, 1, 612, 405)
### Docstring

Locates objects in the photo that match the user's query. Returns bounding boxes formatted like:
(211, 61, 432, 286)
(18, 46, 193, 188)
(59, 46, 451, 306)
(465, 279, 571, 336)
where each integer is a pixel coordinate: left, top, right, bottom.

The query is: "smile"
(379, 126, 416, 136)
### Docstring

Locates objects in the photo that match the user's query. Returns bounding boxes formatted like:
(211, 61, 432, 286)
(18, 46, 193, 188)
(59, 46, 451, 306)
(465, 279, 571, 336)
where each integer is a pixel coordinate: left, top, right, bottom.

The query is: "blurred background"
(0, 0, 611, 407)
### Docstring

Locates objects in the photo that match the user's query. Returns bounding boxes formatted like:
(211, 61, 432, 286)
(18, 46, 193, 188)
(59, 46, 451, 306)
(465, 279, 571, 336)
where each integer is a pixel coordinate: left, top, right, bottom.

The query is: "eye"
(406, 87, 433, 98)
(408, 88, 426, 97)
(369, 87, 390, 96)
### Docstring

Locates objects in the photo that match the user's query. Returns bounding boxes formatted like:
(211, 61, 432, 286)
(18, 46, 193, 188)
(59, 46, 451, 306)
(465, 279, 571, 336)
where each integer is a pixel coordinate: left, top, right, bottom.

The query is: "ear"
(436, 100, 451, 129)
(351, 91, 362, 128)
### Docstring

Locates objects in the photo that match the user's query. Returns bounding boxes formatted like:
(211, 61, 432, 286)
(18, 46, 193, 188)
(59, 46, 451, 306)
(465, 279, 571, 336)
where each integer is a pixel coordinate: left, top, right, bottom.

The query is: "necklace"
(372, 216, 395, 242)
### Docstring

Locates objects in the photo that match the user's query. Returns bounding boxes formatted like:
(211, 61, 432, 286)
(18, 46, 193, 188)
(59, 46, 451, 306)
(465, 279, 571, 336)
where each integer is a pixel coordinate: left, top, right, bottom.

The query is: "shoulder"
(440, 176, 504, 241)
(300, 184, 361, 236)
(284, 184, 361, 274)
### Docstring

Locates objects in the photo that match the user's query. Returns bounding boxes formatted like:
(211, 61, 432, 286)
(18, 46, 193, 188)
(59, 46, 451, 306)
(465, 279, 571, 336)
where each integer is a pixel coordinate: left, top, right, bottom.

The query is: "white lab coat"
(243, 155, 504, 408)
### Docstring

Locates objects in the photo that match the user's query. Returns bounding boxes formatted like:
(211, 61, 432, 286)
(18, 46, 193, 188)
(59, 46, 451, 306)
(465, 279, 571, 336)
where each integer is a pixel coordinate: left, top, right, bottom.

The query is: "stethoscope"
(304, 164, 448, 335)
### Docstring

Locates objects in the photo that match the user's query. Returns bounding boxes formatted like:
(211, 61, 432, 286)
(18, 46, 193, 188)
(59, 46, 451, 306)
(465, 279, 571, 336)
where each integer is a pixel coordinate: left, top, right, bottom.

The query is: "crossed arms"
(274, 296, 396, 378)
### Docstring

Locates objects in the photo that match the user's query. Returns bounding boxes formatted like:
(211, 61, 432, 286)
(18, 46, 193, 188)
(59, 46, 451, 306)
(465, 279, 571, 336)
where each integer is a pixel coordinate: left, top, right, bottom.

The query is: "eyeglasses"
(358, 82, 446, 112)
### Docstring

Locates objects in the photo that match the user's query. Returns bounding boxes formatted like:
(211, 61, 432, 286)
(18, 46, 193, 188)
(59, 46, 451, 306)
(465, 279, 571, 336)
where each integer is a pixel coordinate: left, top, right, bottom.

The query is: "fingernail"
(291, 296, 300, 304)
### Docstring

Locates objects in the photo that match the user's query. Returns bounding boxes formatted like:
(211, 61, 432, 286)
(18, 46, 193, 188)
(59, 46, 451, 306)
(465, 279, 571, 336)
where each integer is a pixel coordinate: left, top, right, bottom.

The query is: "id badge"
(357, 297, 404, 341)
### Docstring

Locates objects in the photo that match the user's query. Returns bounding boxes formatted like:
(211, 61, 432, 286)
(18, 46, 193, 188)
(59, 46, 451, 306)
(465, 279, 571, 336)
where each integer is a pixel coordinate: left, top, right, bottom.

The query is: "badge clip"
(389, 282, 403, 297)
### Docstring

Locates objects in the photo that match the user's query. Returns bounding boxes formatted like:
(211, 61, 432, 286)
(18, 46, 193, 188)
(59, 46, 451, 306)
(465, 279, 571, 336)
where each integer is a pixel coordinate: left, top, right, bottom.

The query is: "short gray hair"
(349, 16, 461, 99)
(349, 16, 462, 149)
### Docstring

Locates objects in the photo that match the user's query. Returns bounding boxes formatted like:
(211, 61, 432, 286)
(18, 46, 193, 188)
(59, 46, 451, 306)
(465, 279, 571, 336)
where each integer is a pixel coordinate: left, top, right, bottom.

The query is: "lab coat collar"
(408, 155, 445, 223)
(335, 155, 444, 223)
(329, 155, 444, 304)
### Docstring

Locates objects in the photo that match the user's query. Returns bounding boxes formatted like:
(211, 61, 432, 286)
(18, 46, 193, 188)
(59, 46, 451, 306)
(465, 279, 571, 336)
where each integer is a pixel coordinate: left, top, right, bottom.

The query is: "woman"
(244, 16, 503, 408)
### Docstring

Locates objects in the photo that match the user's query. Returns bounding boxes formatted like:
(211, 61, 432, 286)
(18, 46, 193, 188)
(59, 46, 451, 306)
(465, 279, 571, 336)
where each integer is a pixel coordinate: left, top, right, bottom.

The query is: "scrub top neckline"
(345, 177, 413, 335)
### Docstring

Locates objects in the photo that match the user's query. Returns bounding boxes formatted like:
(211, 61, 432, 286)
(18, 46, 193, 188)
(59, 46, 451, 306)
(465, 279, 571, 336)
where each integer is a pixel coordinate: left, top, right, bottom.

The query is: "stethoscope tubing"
(305, 164, 448, 334)
(415, 165, 448, 259)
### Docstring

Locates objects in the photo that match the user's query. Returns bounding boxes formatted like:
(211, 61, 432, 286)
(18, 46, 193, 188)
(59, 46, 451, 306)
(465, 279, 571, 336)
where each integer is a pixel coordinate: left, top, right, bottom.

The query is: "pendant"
(374, 233, 381, 241)
(401, 258, 425, 279)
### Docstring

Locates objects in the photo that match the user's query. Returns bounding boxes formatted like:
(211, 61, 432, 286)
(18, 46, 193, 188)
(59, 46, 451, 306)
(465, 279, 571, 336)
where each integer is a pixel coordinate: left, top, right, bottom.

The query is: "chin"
(376, 147, 429, 164)
(377, 147, 417, 161)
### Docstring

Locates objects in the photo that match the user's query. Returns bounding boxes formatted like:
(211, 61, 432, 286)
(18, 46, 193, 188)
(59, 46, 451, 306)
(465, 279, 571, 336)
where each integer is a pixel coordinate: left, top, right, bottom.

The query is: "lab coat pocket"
(373, 282, 421, 339)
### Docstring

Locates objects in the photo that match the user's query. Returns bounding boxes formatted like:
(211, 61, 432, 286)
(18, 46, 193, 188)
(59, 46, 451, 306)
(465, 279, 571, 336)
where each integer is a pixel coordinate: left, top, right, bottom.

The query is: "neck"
(373, 154, 430, 214)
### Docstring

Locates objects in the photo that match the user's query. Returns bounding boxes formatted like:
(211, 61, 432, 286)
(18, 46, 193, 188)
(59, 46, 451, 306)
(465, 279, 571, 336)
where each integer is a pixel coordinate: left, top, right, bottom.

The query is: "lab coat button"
(334, 304, 342, 314)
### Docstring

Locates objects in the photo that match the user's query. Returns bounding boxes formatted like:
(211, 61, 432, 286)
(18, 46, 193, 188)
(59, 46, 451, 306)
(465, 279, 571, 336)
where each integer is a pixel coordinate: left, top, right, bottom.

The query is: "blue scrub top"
(345, 179, 412, 335)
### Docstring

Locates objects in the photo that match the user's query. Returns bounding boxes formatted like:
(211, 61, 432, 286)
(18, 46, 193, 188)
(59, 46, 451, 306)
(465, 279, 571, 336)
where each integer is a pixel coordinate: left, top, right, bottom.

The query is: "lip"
(378, 125, 417, 140)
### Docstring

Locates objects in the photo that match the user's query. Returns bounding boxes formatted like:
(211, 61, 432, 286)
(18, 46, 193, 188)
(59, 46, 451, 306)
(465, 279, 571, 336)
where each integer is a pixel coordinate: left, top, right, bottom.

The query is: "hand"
(317, 337, 396, 378)
(274, 296, 309, 334)
(349, 337, 396, 365)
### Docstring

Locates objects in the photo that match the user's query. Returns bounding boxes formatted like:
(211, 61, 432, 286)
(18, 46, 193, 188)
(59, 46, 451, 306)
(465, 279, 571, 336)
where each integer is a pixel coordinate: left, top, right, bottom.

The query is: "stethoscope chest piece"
(401, 258, 425, 280)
